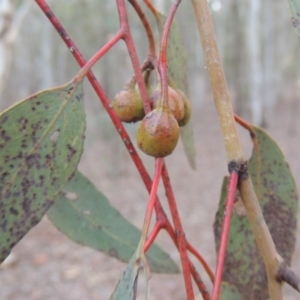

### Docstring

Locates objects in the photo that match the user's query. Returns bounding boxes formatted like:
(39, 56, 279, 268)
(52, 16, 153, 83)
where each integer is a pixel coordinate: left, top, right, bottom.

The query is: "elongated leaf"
(220, 282, 242, 300)
(110, 253, 149, 300)
(156, 13, 196, 169)
(47, 171, 179, 274)
(287, 0, 300, 37)
(0, 79, 85, 263)
(214, 126, 298, 299)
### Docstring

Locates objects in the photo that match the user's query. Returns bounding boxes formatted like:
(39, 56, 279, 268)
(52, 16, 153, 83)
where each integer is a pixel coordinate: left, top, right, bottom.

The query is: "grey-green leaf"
(287, 0, 300, 37)
(110, 254, 148, 300)
(0, 79, 85, 263)
(156, 13, 196, 169)
(220, 282, 243, 300)
(214, 126, 298, 299)
(47, 171, 179, 274)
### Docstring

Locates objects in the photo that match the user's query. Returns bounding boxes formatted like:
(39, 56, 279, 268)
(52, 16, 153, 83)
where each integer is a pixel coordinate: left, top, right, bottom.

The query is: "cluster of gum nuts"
(112, 79, 191, 158)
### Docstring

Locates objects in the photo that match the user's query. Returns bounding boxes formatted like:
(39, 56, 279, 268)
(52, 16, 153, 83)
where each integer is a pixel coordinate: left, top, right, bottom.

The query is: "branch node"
(238, 161, 249, 182)
(228, 160, 239, 173)
(228, 160, 248, 183)
(276, 262, 300, 293)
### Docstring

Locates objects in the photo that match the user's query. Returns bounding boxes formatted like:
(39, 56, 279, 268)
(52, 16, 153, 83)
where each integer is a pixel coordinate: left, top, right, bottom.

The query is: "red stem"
(163, 211, 211, 299)
(144, 0, 159, 20)
(34, 2, 181, 264)
(117, 0, 152, 114)
(128, 0, 156, 57)
(140, 159, 164, 244)
(187, 242, 215, 283)
(145, 214, 213, 299)
(158, 0, 181, 109)
(212, 170, 239, 300)
(234, 114, 256, 137)
(77, 31, 123, 80)
(144, 220, 164, 253)
(35, 2, 211, 298)
(161, 165, 194, 300)
(34, 0, 161, 213)
(189, 261, 211, 300)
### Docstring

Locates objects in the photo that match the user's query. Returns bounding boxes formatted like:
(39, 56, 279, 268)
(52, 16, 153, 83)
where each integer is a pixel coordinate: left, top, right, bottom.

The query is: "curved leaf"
(0, 79, 85, 263)
(214, 126, 298, 299)
(287, 0, 300, 37)
(47, 171, 179, 274)
(156, 13, 196, 169)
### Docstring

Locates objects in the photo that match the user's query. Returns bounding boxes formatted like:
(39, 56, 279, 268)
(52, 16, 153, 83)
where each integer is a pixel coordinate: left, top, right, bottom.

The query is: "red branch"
(156, 1, 195, 298)
(187, 242, 215, 283)
(189, 262, 211, 300)
(128, 0, 156, 57)
(234, 114, 255, 137)
(117, 0, 152, 114)
(144, 0, 159, 20)
(158, 0, 182, 108)
(35, 1, 212, 299)
(76, 31, 123, 80)
(162, 205, 211, 299)
(35, 0, 152, 201)
(144, 220, 164, 253)
(212, 170, 239, 300)
(145, 210, 214, 299)
(34, 0, 178, 259)
(161, 165, 194, 300)
(140, 159, 164, 244)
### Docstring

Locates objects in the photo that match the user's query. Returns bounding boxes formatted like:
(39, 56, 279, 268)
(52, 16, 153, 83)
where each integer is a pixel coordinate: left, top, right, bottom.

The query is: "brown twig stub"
(276, 262, 300, 293)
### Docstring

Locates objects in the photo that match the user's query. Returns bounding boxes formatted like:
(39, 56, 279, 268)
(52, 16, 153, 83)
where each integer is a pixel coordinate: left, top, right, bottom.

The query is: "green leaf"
(156, 13, 196, 169)
(287, 0, 300, 37)
(214, 126, 298, 299)
(47, 171, 179, 274)
(0, 78, 85, 263)
(220, 282, 242, 300)
(110, 253, 149, 300)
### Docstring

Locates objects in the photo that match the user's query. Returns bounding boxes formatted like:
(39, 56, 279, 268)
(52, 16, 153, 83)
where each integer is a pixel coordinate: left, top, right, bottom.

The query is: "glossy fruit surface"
(112, 88, 145, 123)
(137, 108, 179, 157)
(150, 86, 184, 122)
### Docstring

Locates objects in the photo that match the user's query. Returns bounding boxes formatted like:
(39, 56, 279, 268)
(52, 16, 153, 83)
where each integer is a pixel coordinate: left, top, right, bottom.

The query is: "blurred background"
(0, 0, 299, 299)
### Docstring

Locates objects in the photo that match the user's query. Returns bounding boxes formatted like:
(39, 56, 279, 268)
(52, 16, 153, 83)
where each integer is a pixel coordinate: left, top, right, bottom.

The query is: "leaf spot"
(233, 193, 247, 217)
(64, 191, 78, 200)
(50, 131, 60, 143)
